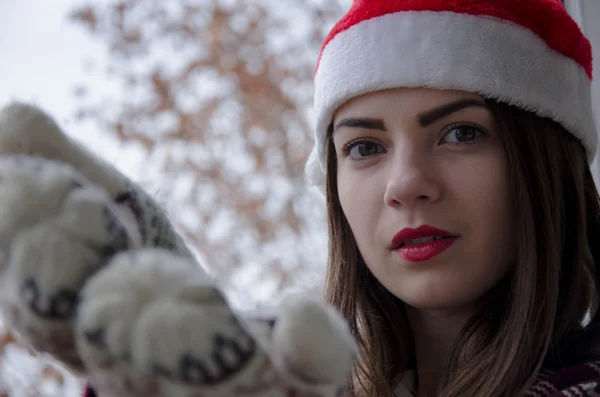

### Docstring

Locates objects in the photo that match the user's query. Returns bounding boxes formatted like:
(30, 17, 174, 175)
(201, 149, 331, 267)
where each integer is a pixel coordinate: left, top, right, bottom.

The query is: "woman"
(304, 0, 600, 396)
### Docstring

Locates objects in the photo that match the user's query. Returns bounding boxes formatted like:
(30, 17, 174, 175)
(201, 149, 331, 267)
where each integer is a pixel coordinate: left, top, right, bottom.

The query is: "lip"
(390, 225, 459, 263)
(390, 225, 457, 249)
(395, 238, 456, 262)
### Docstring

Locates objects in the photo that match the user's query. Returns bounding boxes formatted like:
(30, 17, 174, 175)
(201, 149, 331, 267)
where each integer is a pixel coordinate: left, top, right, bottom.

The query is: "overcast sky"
(0, 0, 147, 179)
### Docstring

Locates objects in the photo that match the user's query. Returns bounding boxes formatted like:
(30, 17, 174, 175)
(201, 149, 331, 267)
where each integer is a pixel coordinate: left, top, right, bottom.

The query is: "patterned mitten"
(0, 103, 357, 397)
(77, 249, 357, 397)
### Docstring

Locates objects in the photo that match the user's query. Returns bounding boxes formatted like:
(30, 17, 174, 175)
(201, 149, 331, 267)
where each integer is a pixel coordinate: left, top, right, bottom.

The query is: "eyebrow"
(417, 98, 487, 127)
(332, 98, 488, 133)
(332, 118, 385, 133)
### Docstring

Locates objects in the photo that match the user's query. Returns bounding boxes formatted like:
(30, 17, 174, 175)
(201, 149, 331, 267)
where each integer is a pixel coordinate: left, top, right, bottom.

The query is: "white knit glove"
(0, 103, 357, 397)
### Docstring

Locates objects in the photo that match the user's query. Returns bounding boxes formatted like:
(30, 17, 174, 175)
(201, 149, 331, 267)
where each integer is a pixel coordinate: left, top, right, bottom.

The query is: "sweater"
(82, 361, 600, 397)
(394, 361, 600, 397)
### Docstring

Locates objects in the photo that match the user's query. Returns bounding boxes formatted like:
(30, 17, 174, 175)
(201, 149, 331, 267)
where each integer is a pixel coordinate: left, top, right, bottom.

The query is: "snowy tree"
(68, 0, 348, 305)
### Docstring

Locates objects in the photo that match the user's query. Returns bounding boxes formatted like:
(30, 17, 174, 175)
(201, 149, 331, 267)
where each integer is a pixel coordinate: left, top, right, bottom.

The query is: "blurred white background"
(0, 0, 598, 396)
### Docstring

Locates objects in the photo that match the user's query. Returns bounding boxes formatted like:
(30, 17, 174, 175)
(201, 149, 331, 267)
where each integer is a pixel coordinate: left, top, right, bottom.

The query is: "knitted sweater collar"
(394, 361, 600, 397)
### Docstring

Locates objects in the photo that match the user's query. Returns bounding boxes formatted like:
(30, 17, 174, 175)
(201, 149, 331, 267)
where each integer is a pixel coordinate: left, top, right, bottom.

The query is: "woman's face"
(332, 88, 514, 310)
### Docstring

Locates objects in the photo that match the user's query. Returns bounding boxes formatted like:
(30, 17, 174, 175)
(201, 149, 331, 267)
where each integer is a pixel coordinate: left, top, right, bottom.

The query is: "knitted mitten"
(0, 103, 357, 397)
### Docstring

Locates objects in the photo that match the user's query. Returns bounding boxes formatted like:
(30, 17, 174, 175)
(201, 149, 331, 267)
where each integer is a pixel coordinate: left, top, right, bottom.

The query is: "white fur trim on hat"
(305, 146, 326, 190)
(306, 10, 597, 189)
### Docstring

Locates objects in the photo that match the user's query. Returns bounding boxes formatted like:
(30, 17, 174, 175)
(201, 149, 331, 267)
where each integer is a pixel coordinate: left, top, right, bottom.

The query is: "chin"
(387, 279, 489, 312)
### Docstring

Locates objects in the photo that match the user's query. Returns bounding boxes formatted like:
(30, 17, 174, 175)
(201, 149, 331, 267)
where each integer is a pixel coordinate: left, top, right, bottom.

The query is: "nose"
(384, 150, 441, 208)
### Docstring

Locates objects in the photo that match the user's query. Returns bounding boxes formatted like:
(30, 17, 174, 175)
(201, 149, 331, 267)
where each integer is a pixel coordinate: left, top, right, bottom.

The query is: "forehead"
(333, 88, 484, 121)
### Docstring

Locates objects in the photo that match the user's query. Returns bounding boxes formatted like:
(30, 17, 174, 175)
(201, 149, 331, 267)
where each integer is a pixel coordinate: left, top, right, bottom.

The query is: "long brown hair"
(324, 99, 600, 397)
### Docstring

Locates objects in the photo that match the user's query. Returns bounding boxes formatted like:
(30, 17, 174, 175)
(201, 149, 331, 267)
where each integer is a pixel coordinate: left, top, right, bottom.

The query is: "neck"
(405, 305, 475, 397)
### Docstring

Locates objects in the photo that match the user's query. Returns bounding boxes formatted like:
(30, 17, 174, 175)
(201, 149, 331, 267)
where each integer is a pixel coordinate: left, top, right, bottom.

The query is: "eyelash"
(441, 123, 486, 145)
(341, 138, 381, 158)
(340, 123, 486, 159)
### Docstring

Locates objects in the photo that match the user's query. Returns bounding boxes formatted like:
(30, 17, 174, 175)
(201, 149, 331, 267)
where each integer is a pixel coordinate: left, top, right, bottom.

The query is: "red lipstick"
(391, 225, 457, 263)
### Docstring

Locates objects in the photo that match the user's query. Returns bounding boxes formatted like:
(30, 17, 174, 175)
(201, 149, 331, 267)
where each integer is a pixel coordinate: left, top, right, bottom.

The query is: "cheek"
(337, 167, 385, 248)
(455, 156, 511, 223)
(338, 171, 365, 228)
(447, 153, 514, 263)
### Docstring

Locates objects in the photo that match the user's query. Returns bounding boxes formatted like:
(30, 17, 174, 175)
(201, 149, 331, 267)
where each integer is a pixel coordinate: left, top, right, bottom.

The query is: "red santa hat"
(306, 0, 596, 189)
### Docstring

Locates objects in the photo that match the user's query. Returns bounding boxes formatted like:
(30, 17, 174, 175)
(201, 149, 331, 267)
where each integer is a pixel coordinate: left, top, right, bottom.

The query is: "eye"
(342, 140, 386, 160)
(441, 124, 485, 145)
